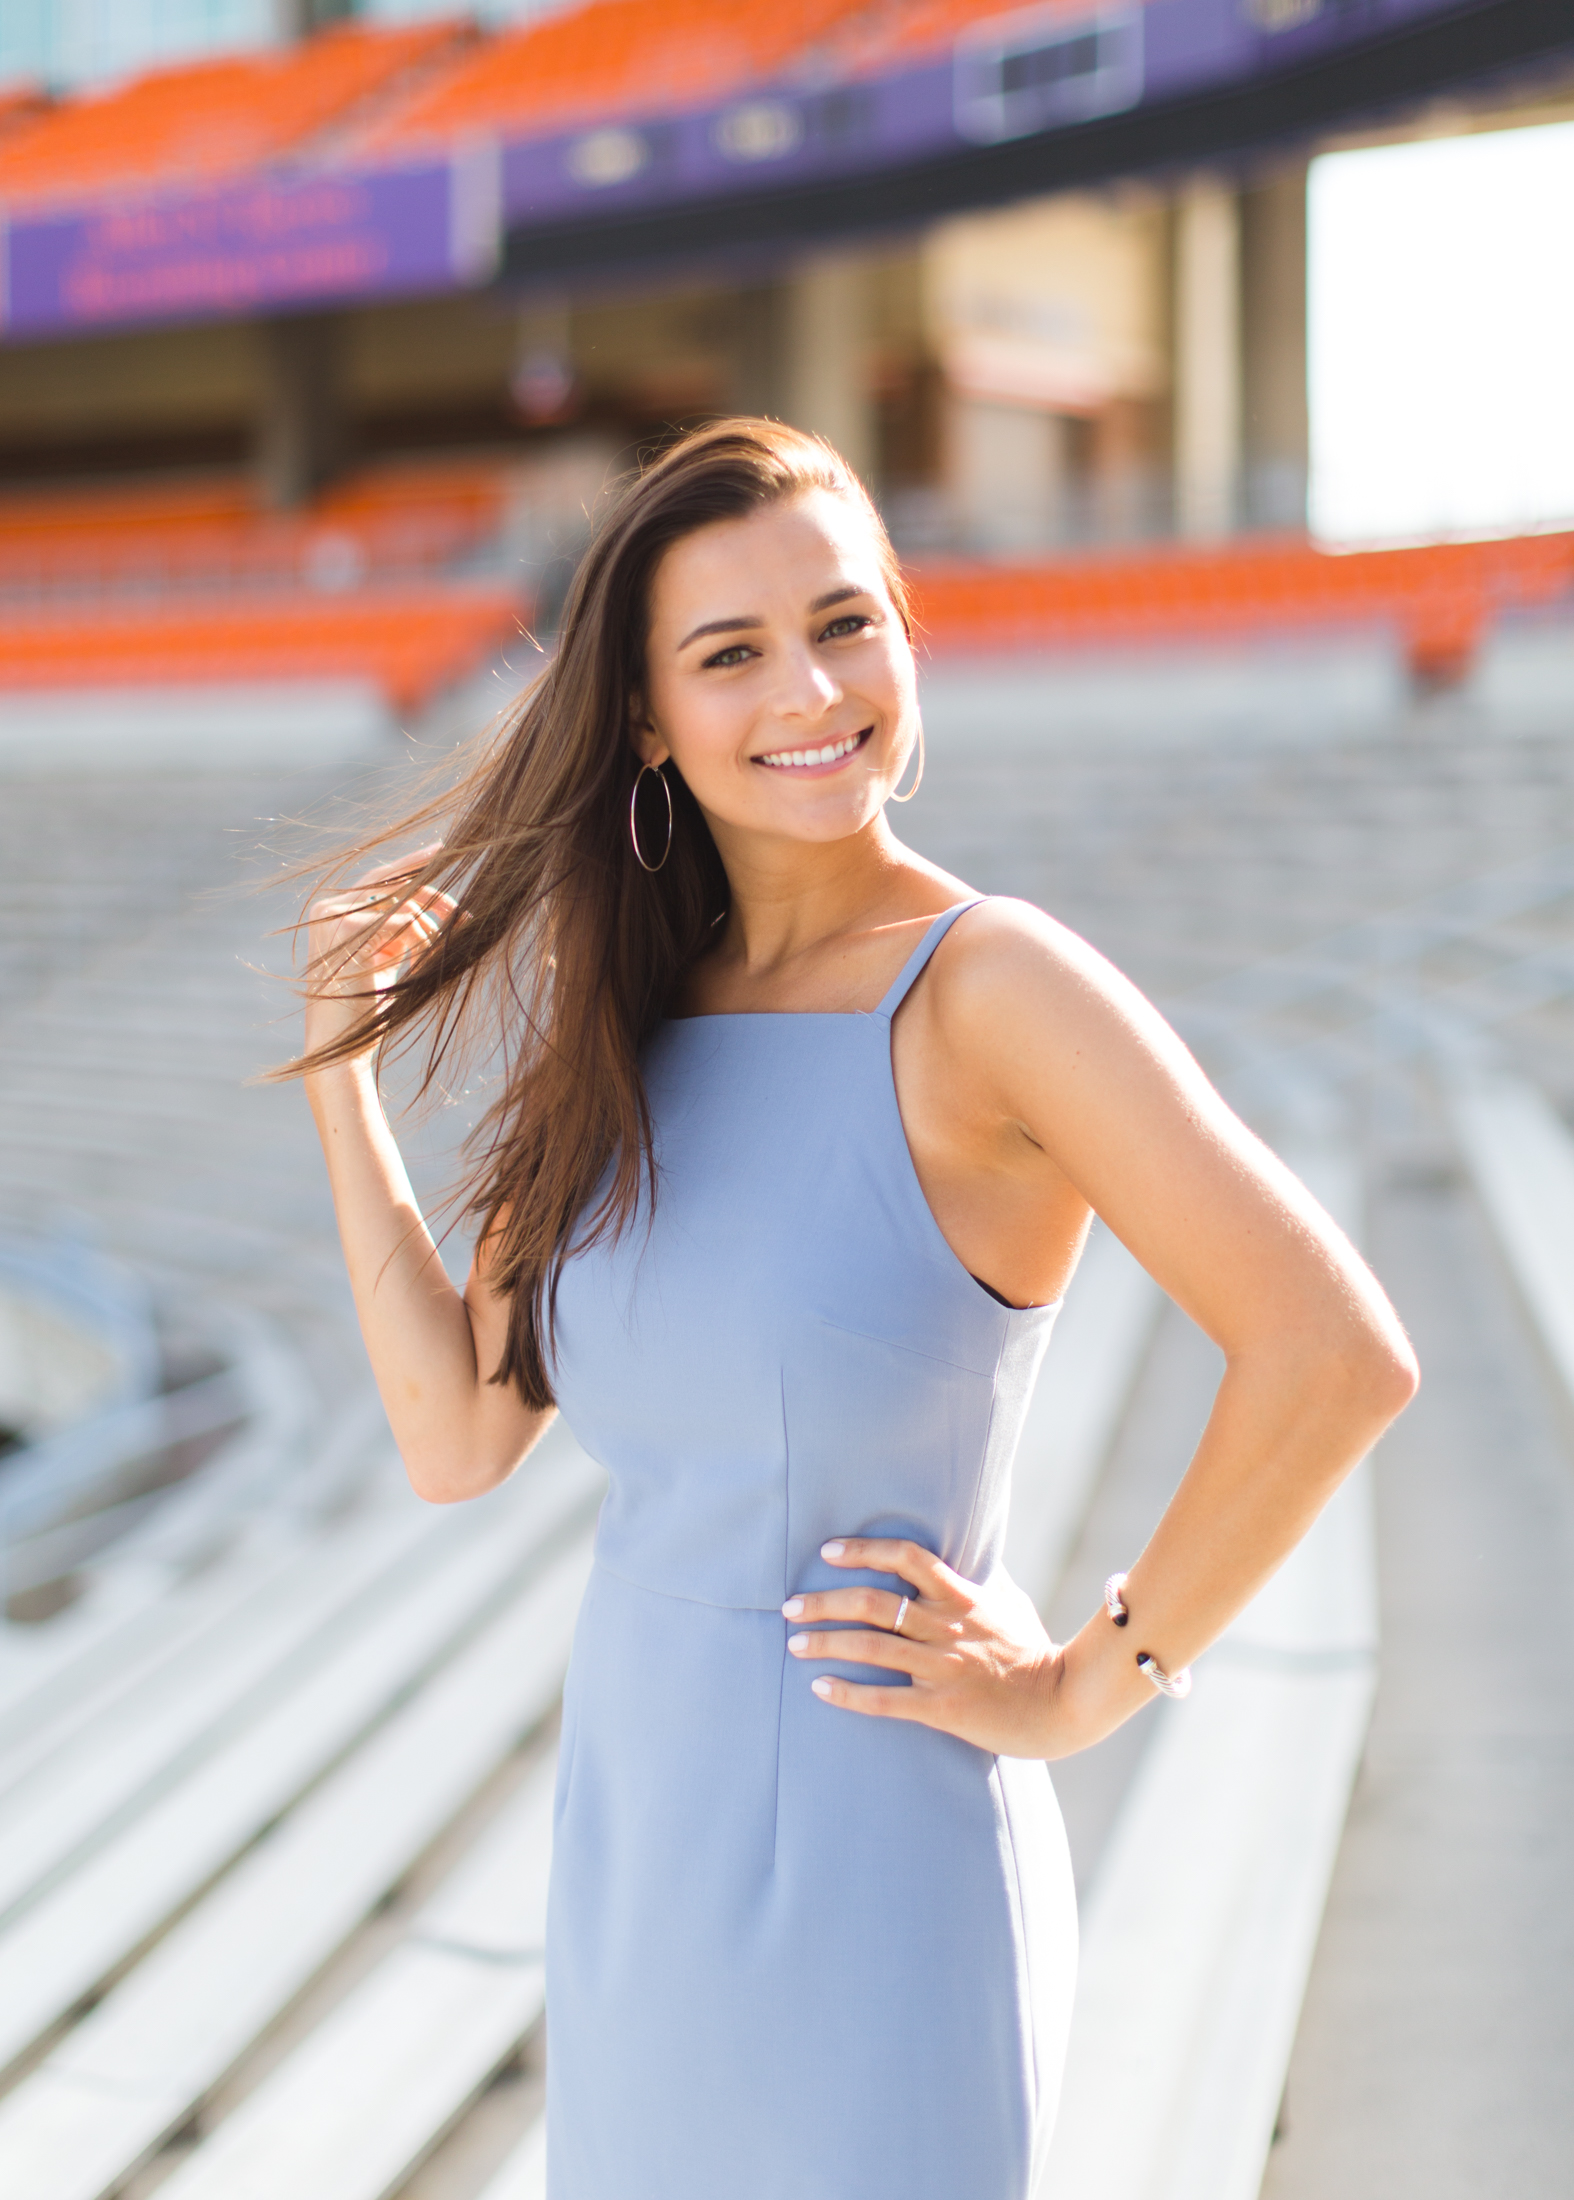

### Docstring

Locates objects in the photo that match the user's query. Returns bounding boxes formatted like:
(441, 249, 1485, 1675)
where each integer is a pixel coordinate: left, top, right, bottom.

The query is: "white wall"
(0, 0, 565, 88)
(1309, 119, 1574, 543)
(0, 0, 273, 88)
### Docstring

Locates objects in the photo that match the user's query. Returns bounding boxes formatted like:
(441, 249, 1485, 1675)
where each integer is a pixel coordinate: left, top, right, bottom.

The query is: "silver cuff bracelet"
(1104, 1572, 1193, 1700)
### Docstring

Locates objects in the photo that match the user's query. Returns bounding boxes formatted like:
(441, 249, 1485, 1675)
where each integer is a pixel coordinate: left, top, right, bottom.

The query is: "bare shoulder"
(925, 895, 1156, 1036)
(917, 894, 1219, 1128)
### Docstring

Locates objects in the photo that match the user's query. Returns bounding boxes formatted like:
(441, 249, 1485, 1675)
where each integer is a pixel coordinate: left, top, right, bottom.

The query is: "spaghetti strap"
(872, 897, 987, 1024)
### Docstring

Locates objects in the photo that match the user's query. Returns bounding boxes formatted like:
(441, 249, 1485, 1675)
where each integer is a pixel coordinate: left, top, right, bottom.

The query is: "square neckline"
(664, 899, 982, 1027)
(661, 904, 1058, 1318)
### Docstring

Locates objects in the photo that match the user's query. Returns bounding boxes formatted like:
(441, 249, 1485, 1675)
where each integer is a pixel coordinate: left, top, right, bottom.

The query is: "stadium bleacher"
(1, 468, 1568, 725)
(354, 0, 882, 150)
(0, 460, 511, 596)
(0, 459, 525, 718)
(909, 529, 1574, 689)
(0, 585, 522, 716)
(0, 20, 467, 206)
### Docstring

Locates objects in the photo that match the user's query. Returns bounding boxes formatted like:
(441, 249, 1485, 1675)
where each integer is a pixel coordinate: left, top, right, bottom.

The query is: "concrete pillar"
(729, 283, 790, 421)
(256, 313, 347, 508)
(780, 254, 876, 486)
(947, 397, 1066, 553)
(728, 260, 877, 487)
(1172, 176, 1242, 540)
(1241, 163, 1310, 531)
(273, 0, 354, 35)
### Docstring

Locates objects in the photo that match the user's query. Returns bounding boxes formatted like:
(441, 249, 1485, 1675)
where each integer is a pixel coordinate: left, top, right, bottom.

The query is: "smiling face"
(636, 487, 920, 854)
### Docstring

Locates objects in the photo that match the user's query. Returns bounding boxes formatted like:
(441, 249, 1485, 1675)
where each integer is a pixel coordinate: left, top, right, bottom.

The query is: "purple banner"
(1, 159, 460, 340)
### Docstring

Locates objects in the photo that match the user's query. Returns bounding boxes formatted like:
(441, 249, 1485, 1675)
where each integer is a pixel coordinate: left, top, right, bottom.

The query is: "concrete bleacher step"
(0, 1385, 391, 1752)
(0, 1437, 597, 2082)
(475, 2120, 549, 2200)
(1448, 1069, 1574, 1411)
(1005, 1220, 1161, 1612)
(1045, 1474, 1378, 2200)
(0, 1509, 357, 1776)
(0, 1502, 435, 1911)
(1041, 1143, 1379, 2200)
(0, 1530, 311, 1792)
(0, 1520, 593, 2200)
(154, 1749, 557, 2200)
(2, 1291, 317, 1612)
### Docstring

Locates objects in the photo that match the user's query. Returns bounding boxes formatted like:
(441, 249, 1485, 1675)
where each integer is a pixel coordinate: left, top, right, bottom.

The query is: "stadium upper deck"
(0, 0, 1568, 340)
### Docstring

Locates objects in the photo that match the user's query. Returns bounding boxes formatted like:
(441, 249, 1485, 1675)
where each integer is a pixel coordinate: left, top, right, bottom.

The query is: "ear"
(629, 697, 670, 770)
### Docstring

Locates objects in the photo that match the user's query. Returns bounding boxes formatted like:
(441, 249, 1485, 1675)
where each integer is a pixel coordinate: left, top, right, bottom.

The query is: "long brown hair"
(286, 418, 912, 1407)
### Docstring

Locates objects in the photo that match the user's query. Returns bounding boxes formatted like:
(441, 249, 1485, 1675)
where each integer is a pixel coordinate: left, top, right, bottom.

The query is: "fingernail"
(821, 1541, 846, 1559)
(812, 1677, 834, 1699)
(781, 1597, 804, 1618)
(787, 1633, 809, 1654)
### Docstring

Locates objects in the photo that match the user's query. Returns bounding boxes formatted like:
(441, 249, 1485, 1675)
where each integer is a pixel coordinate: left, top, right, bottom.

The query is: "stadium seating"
(350, 0, 1099, 154)
(0, 460, 511, 598)
(2, 471, 1568, 708)
(908, 530, 1574, 687)
(0, 20, 466, 206)
(0, 585, 521, 715)
(0, 459, 524, 714)
(358, 0, 874, 149)
(0, 87, 45, 142)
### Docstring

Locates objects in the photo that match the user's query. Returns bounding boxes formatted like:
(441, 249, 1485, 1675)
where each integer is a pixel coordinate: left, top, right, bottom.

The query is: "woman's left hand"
(783, 1537, 1062, 1759)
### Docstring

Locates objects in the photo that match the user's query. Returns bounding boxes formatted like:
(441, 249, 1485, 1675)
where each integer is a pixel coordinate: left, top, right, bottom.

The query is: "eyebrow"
(675, 583, 876, 653)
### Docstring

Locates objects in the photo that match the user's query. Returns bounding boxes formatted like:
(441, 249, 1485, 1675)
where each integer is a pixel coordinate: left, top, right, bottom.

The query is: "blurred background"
(0, 5, 1570, 2198)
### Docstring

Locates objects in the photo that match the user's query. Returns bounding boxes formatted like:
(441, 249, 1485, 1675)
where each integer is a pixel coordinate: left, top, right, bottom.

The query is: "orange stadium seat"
(0, 85, 47, 140)
(358, 0, 873, 149)
(0, 458, 524, 711)
(819, 0, 1120, 78)
(0, 584, 525, 714)
(0, 459, 510, 596)
(906, 533, 1574, 686)
(0, 19, 467, 207)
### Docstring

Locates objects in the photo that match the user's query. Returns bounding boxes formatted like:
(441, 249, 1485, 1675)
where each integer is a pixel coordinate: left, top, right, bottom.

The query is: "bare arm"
(301, 854, 553, 1502)
(787, 900, 1418, 1757)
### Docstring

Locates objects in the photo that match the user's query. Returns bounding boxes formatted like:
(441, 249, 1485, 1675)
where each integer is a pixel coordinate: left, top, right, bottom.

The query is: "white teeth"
(760, 731, 864, 769)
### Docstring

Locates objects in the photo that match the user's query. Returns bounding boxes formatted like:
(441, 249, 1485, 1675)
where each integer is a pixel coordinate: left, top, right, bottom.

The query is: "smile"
(756, 728, 871, 771)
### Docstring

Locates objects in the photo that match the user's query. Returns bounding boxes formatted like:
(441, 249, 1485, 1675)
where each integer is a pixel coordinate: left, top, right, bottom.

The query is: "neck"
(705, 811, 912, 977)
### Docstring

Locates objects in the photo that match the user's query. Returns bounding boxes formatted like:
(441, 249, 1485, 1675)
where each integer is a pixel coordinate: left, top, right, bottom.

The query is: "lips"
(755, 727, 871, 771)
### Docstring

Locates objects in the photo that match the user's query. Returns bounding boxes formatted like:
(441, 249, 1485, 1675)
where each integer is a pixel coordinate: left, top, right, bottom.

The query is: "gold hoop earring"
(629, 761, 674, 872)
(887, 722, 924, 805)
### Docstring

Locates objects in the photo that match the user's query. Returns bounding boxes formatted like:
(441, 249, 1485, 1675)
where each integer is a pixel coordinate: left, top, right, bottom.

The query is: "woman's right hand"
(303, 843, 457, 1066)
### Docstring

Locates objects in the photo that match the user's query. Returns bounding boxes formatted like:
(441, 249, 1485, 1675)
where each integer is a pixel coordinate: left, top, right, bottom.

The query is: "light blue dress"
(545, 900, 1079, 2199)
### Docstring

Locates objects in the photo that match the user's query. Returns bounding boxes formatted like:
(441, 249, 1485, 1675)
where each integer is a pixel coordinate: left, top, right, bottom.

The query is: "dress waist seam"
(591, 1554, 782, 1615)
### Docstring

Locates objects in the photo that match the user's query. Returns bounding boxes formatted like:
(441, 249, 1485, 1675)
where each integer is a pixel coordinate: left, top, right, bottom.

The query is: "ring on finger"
(892, 1595, 910, 1636)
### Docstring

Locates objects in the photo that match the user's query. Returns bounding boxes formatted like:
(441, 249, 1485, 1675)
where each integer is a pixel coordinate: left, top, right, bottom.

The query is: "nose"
(774, 641, 841, 720)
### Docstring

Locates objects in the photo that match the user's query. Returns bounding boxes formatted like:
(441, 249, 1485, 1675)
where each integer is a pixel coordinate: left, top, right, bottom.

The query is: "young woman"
(293, 419, 1417, 2199)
